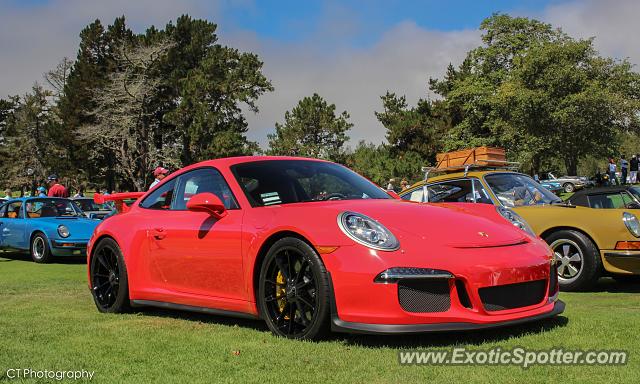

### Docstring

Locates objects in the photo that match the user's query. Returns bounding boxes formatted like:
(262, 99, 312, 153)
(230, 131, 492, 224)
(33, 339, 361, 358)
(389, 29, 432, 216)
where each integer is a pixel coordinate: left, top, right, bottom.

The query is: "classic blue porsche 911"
(0, 197, 99, 263)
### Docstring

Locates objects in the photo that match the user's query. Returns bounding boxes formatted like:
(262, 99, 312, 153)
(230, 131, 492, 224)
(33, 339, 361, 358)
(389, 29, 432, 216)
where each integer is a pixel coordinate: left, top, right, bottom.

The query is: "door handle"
(151, 228, 166, 240)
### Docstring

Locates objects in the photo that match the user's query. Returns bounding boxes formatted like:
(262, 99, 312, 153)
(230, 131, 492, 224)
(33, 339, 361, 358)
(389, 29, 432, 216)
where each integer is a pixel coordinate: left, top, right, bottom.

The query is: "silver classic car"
(541, 172, 592, 193)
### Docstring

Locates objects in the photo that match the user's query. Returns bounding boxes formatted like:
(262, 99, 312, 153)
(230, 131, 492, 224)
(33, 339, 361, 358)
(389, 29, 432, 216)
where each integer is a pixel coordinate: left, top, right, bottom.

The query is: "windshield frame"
(483, 172, 563, 207)
(230, 159, 391, 208)
(25, 198, 84, 218)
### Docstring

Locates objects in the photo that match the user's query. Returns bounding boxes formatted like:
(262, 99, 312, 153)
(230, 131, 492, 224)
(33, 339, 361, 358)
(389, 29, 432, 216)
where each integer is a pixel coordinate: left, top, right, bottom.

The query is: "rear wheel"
(90, 238, 130, 313)
(545, 230, 601, 291)
(563, 183, 575, 193)
(257, 237, 330, 340)
(30, 232, 52, 263)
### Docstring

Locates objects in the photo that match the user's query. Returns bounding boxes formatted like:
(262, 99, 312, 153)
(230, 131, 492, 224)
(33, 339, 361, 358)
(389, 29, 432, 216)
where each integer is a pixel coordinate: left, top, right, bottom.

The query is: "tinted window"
(140, 178, 177, 210)
(401, 187, 425, 202)
(587, 193, 628, 209)
(174, 168, 238, 210)
(231, 160, 390, 207)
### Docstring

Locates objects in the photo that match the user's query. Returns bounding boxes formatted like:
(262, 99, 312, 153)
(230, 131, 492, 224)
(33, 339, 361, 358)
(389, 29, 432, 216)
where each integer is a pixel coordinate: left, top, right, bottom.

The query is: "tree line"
(2, 13, 640, 193)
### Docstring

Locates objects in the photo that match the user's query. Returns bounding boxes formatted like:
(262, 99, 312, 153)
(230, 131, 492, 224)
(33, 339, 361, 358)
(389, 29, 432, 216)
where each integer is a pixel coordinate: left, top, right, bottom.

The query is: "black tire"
(257, 237, 330, 340)
(30, 232, 52, 263)
(89, 238, 131, 313)
(545, 230, 602, 291)
(563, 183, 575, 193)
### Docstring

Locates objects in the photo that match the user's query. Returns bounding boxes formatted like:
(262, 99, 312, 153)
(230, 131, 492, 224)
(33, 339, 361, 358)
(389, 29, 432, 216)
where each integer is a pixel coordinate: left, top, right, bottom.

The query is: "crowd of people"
(2, 167, 172, 201)
(604, 154, 640, 185)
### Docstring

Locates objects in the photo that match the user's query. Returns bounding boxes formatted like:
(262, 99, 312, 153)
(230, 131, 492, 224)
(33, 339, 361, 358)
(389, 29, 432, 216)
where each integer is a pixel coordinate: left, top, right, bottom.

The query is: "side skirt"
(130, 300, 260, 320)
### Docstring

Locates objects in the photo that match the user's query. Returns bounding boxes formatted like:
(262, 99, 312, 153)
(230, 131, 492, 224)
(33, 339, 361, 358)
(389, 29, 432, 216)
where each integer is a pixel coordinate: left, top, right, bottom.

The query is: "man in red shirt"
(47, 174, 69, 198)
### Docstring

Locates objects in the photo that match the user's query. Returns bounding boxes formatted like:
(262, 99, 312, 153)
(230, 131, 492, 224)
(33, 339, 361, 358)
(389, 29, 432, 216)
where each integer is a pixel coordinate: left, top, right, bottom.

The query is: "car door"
(1, 201, 28, 250)
(142, 167, 245, 300)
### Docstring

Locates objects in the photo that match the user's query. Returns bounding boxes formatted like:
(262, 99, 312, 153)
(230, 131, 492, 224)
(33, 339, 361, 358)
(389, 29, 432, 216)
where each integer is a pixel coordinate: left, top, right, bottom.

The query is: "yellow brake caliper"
(276, 271, 288, 318)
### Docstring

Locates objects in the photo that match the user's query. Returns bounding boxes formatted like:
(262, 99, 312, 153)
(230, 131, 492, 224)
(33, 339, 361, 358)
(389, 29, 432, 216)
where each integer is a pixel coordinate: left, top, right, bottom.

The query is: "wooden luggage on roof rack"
(435, 147, 506, 169)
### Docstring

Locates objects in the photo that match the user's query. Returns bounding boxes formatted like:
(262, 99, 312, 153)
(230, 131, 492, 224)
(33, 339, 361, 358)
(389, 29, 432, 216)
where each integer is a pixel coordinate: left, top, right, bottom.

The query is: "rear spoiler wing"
(94, 192, 145, 213)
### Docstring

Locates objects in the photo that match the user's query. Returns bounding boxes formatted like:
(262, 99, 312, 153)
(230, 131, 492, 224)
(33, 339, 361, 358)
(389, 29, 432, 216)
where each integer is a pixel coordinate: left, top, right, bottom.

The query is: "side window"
(587, 194, 620, 209)
(427, 180, 474, 203)
(401, 188, 425, 202)
(140, 179, 177, 210)
(0, 204, 6, 217)
(5, 202, 23, 219)
(620, 192, 637, 208)
(174, 168, 239, 210)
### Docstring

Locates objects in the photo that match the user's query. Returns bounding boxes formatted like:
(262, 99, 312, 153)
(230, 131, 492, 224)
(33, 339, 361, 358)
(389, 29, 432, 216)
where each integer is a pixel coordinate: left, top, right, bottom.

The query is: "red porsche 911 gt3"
(87, 157, 564, 339)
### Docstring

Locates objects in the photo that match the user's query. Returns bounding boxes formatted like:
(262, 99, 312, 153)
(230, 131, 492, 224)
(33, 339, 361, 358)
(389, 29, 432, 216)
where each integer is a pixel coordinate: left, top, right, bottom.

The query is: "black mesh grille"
(398, 280, 451, 313)
(479, 280, 546, 312)
(455, 279, 473, 309)
(549, 264, 558, 295)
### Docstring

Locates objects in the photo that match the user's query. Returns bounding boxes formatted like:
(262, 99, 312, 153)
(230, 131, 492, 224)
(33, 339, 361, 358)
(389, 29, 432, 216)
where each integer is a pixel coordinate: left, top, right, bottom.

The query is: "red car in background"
(87, 156, 563, 339)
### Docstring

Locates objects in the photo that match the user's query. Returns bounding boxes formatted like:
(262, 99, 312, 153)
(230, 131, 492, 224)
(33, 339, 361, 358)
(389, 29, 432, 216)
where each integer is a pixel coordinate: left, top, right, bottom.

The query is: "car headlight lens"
(57, 225, 70, 238)
(496, 206, 536, 237)
(623, 212, 640, 237)
(337, 211, 400, 251)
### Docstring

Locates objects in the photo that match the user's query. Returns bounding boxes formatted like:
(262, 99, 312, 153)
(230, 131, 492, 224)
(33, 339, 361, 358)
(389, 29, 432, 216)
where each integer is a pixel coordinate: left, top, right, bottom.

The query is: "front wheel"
(546, 230, 601, 291)
(563, 183, 575, 193)
(257, 237, 330, 340)
(31, 232, 52, 263)
(90, 238, 131, 313)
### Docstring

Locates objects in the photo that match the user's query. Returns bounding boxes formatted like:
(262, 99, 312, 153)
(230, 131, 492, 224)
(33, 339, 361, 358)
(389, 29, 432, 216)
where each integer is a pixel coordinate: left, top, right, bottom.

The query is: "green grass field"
(1, 253, 638, 383)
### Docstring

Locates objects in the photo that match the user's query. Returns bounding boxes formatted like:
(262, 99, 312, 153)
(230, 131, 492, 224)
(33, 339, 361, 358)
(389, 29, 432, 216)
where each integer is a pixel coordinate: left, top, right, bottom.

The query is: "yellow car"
(401, 168, 640, 291)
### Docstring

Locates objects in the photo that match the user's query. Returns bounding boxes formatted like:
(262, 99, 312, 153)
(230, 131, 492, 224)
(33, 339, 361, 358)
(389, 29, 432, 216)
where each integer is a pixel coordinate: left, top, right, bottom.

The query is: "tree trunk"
(564, 155, 578, 176)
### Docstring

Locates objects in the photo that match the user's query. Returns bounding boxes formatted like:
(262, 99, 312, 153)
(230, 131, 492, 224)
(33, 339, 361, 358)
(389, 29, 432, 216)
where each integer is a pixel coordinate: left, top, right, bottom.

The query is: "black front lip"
(330, 300, 565, 335)
(326, 271, 565, 335)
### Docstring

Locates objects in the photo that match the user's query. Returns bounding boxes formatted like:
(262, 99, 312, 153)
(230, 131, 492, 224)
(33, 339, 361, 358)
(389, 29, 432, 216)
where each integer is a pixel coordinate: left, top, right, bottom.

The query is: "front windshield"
(231, 160, 391, 207)
(73, 199, 111, 212)
(485, 173, 562, 207)
(628, 187, 640, 201)
(25, 198, 82, 218)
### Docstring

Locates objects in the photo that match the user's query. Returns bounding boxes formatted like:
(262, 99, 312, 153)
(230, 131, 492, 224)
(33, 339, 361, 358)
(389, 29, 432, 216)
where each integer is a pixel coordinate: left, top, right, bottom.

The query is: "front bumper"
(51, 240, 88, 257)
(602, 250, 640, 274)
(322, 242, 561, 332)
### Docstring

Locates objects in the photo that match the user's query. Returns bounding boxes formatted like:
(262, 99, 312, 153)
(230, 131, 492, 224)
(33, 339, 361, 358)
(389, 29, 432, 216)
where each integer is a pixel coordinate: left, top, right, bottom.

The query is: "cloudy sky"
(1, 0, 637, 148)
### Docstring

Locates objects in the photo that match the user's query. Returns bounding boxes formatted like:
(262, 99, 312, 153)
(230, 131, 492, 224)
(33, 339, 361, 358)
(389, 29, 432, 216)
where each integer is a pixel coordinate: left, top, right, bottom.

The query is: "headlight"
(57, 225, 70, 238)
(623, 212, 640, 237)
(337, 211, 400, 251)
(496, 207, 536, 237)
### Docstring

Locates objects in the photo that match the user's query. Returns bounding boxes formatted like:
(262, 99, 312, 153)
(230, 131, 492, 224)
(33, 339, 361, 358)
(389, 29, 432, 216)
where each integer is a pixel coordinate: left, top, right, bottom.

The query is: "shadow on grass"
(335, 316, 569, 348)
(578, 277, 640, 294)
(131, 304, 568, 348)
(134, 307, 268, 333)
(0, 251, 85, 264)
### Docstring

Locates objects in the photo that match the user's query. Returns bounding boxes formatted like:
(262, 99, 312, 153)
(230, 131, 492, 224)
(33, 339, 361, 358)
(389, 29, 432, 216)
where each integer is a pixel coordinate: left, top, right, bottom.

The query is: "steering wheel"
(322, 193, 347, 201)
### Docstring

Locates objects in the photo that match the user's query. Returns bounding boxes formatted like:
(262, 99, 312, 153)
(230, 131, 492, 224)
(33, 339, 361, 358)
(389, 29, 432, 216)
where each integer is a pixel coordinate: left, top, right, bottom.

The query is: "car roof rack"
(421, 160, 521, 182)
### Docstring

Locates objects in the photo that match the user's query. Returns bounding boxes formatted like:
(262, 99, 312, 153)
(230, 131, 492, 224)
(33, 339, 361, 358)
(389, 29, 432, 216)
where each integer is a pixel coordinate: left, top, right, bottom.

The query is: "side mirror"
(387, 190, 401, 200)
(186, 193, 227, 219)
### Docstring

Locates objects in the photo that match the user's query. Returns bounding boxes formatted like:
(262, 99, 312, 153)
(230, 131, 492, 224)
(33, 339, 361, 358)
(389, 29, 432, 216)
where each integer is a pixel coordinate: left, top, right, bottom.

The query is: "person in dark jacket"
(630, 155, 639, 184)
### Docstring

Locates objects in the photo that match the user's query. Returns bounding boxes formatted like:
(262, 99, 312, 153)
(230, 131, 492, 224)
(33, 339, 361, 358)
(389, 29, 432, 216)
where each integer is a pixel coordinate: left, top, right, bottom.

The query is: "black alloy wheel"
(90, 238, 130, 313)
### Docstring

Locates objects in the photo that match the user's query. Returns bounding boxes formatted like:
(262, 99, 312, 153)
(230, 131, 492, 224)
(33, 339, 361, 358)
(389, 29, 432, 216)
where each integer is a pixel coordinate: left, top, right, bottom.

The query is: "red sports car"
(87, 157, 564, 339)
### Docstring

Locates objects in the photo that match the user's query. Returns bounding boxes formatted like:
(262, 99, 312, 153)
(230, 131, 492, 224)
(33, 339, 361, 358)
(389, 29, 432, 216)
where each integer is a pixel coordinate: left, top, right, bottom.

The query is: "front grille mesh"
(479, 279, 546, 312)
(398, 280, 451, 313)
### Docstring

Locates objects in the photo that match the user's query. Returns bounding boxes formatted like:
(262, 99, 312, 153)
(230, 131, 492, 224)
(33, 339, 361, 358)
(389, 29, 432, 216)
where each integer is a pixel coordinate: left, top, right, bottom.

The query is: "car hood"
(265, 199, 530, 248)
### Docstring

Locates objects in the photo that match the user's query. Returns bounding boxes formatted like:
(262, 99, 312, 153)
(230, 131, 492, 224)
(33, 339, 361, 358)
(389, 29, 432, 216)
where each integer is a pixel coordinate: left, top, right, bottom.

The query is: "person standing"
(36, 187, 47, 197)
(608, 159, 618, 186)
(47, 174, 69, 197)
(149, 167, 169, 190)
(3, 188, 11, 199)
(621, 155, 629, 184)
(630, 155, 639, 184)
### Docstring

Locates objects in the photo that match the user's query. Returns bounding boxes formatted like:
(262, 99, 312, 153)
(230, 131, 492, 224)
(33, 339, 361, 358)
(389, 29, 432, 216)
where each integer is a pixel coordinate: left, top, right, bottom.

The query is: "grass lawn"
(1, 253, 638, 383)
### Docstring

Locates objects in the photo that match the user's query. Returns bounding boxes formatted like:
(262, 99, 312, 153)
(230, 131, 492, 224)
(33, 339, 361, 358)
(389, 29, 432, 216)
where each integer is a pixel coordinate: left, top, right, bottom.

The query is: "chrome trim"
(337, 211, 400, 252)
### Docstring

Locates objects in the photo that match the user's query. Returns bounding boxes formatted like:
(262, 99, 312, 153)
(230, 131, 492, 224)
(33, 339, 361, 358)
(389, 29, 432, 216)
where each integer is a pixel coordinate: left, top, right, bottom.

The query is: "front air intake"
(479, 280, 546, 312)
(397, 280, 451, 313)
